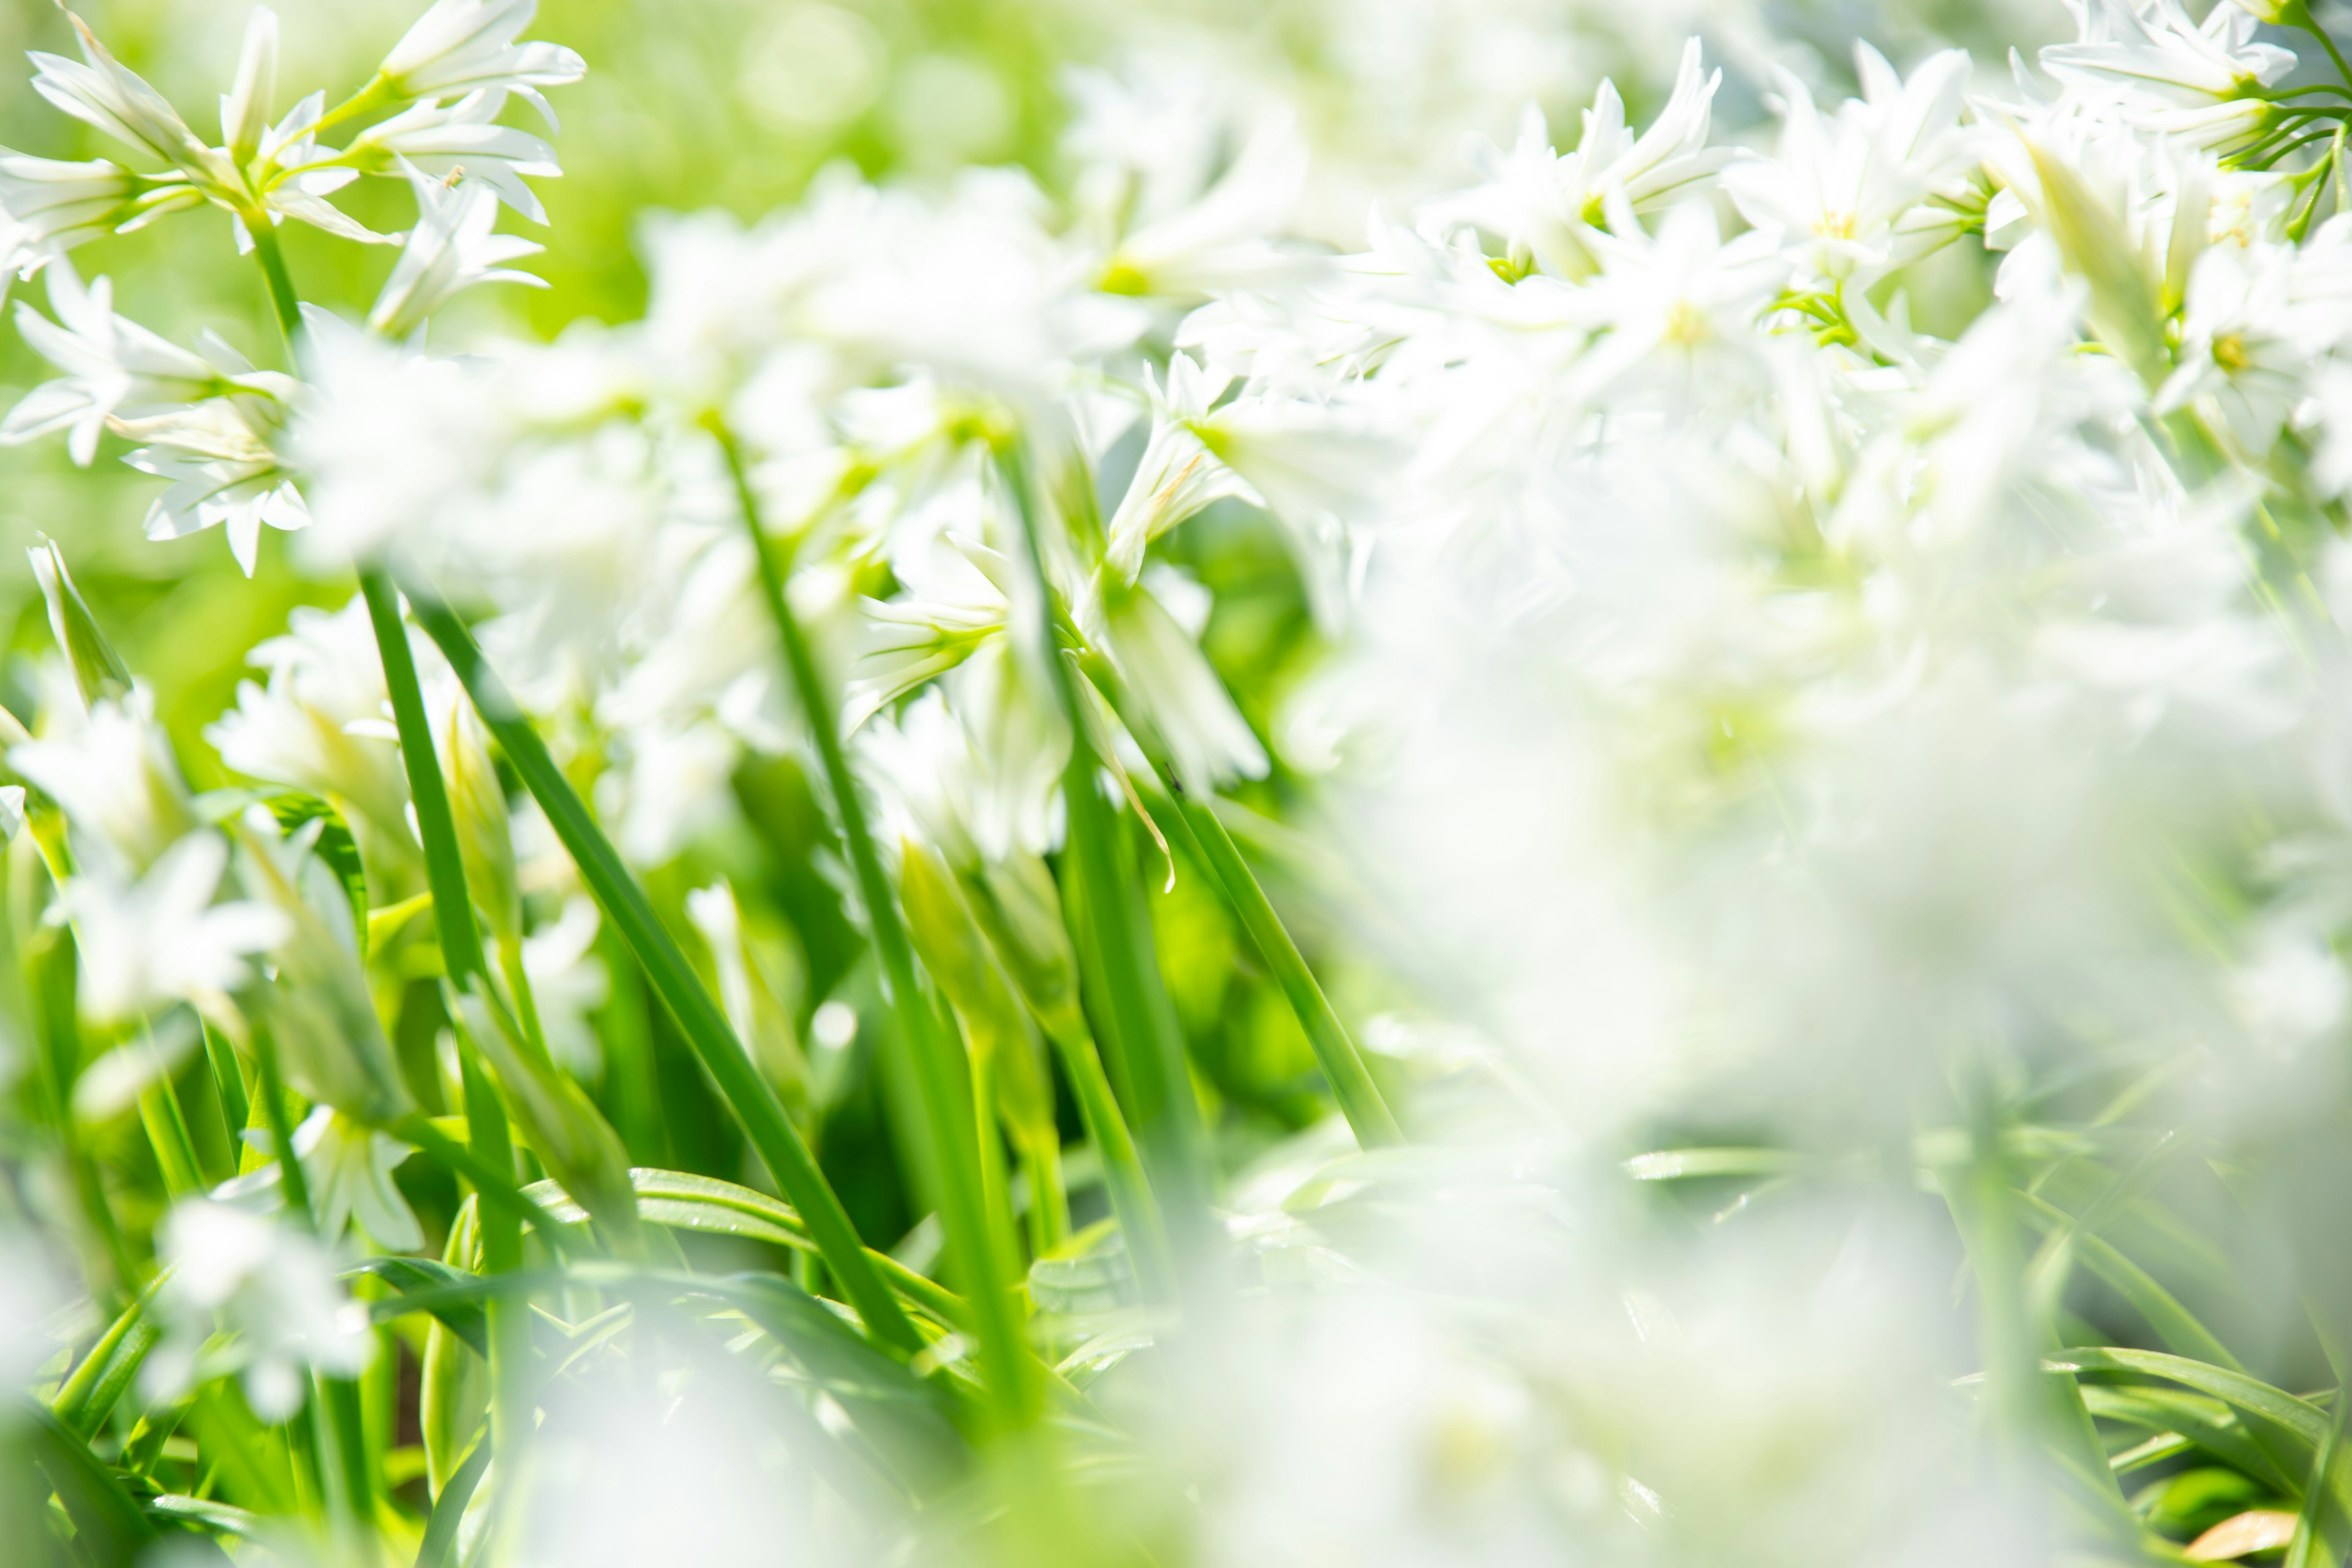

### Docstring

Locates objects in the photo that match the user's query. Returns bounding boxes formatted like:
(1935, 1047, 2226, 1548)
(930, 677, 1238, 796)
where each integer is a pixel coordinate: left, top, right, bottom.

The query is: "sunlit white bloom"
(347, 90, 562, 223)
(1104, 353, 1259, 584)
(0, 264, 287, 466)
(1092, 109, 1310, 300)
(0, 149, 194, 277)
(146, 1198, 374, 1422)
(1433, 39, 1730, 280)
(57, 830, 290, 1024)
(1089, 567, 1268, 794)
(1724, 47, 1977, 284)
(368, 168, 546, 339)
(1564, 202, 1787, 399)
(206, 597, 420, 885)
(2156, 239, 2309, 450)
(2040, 0, 2293, 148)
(216, 1106, 426, 1253)
(380, 0, 587, 127)
(116, 399, 307, 575)
(28, 13, 236, 194)
(848, 530, 1011, 734)
(11, 687, 192, 874)
(292, 308, 513, 564)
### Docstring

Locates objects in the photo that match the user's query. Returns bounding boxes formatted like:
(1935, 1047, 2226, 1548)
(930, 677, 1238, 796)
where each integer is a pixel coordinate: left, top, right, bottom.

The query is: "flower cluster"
(12, 1, 2352, 1565)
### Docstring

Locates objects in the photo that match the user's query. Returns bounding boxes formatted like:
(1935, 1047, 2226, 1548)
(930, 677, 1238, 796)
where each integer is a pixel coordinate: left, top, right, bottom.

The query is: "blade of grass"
(714, 422, 1036, 1425)
(402, 586, 922, 1357)
(995, 435, 1213, 1250)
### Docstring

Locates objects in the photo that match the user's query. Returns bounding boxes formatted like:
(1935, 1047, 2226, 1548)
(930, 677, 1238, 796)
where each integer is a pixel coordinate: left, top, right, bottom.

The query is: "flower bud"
(232, 811, 415, 1127)
(435, 685, 521, 947)
(900, 837, 1055, 1150)
(28, 537, 130, 710)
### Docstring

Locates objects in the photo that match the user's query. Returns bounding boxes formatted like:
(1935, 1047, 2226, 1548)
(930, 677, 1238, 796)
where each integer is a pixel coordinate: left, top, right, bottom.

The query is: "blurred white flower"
(216, 1106, 426, 1253)
(11, 687, 194, 874)
(57, 829, 290, 1025)
(0, 149, 192, 278)
(1433, 39, 1730, 280)
(146, 1198, 374, 1422)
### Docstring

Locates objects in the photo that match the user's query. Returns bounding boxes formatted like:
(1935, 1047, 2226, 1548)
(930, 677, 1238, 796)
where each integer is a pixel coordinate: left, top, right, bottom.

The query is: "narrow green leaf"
(24, 1402, 155, 1567)
(414, 1435, 490, 1568)
(2056, 1348, 2330, 1450)
(404, 586, 920, 1358)
(347, 1257, 489, 1357)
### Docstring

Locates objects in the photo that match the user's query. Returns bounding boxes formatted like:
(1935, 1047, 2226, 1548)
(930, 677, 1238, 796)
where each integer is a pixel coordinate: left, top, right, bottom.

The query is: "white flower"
(345, 90, 562, 224)
(2155, 240, 2309, 451)
(2040, 0, 2294, 148)
(0, 149, 193, 277)
(205, 596, 419, 875)
(290, 309, 513, 565)
(56, 830, 291, 1025)
(117, 400, 307, 576)
(10, 686, 192, 874)
(380, 0, 587, 127)
(368, 168, 545, 338)
(1724, 47, 1978, 284)
(146, 1199, 374, 1421)
(1432, 39, 1731, 280)
(1090, 567, 1267, 796)
(1104, 353, 1259, 585)
(0, 263, 285, 467)
(216, 1107, 426, 1253)
(28, 13, 236, 194)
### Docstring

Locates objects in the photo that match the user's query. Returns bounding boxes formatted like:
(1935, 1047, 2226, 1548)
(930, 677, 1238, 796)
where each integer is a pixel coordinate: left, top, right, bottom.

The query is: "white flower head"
(28, 12, 236, 194)
(0, 149, 194, 279)
(380, 0, 587, 129)
(368, 165, 545, 339)
(1104, 353, 1259, 585)
(347, 89, 562, 224)
(57, 829, 290, 1025)
(1434, 39, 1732, 280)
(146, 1199, 374, 1422)
(2040, 0, 2294, 148)
(11, 685, 193, 875)
(214, 1106, 425, 1253)
(0, 262, 283, 467)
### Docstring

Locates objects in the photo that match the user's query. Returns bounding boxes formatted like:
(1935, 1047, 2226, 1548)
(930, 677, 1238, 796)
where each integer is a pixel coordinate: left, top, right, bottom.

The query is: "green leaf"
(347, 1257, 489, 1357)
(415, 1435, 491, 1568)
(520, 1169, 974, 1330)
(147, 1493, 264, 1542)
(406, 586, 921, 1359)
(24, 1402, 154, 1567)
(2082, 1384, 2297, 1494)
(51, 1297, 161, 1441)
(2016, 1189, 2243, 1371)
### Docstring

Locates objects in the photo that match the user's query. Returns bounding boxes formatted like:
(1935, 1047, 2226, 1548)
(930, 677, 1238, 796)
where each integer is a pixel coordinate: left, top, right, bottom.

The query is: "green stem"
(1162, 786, 1402, 1148)
(712, 422, 1036, 1427)
(357, 568, 487, 987)
(254, 1023, 377, 1542)
(994, 437, 1213, 1242)
(1039, 1011, 1174, 1298)
(402, 586, 923, 1357)
(2306, 18, 2352, 94)
(248, 223, 304, 350)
